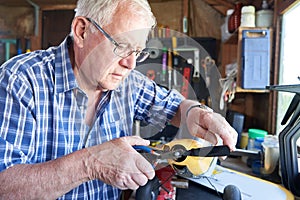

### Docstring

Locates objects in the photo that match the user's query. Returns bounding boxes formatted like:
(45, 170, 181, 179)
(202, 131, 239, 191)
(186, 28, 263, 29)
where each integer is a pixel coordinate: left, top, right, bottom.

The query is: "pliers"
(133, 144, 231, 168)
(133, 145, 183, 168)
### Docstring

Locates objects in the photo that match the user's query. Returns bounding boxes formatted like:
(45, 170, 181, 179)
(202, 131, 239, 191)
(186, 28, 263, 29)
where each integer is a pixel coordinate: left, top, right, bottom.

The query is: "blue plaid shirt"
(0, 36, 183, 200)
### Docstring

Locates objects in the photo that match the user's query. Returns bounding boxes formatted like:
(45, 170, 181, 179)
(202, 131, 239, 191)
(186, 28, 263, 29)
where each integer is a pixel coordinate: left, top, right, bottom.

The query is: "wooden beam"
(208, 0, 235, 8)
(202, 0, 235, 15)
(211, 5, 232, 15)
(40, 4, 76, 11)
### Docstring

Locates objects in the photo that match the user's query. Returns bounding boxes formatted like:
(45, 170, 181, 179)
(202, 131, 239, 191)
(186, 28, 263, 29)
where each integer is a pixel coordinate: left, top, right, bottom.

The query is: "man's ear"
(72, 17, 88, 48)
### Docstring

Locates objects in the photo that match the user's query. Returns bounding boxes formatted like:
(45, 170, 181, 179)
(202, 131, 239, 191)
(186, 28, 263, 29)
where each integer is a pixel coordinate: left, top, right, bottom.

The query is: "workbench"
(176, 164, 294, 200)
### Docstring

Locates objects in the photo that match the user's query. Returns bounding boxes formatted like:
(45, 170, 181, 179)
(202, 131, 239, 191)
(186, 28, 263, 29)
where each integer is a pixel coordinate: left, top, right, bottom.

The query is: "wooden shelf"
(235, 86, 269, 93)
(221, 27, 274, 133)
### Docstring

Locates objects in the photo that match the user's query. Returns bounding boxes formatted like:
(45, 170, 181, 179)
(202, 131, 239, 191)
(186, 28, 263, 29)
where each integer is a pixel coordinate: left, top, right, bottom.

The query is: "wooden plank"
(202, 0, 235, 15)
(208, 0, 235, 8)
(40, 4, 76, 11)
(211, 5, 231, 15)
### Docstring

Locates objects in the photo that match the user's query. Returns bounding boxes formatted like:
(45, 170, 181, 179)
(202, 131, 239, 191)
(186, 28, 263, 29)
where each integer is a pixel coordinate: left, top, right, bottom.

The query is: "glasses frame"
(85, 17, 149, 63)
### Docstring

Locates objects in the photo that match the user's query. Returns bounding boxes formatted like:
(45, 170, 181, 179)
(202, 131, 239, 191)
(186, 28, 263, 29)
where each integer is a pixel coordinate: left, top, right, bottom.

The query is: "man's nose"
(119, 54, 136, 69)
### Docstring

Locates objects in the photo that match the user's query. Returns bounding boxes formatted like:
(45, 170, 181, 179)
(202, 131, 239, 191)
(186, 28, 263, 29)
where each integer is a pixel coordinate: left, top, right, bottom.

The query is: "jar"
(247, 128, 268, 151)
(255, 0, 274, 27)
(261, 135, 279, 175)
(256, 9, 273, 27)
(241, 5, 255, 27)
(228, 2, 242, 33)
(254, 137, 264, 150)
(240, 132, 248, 149)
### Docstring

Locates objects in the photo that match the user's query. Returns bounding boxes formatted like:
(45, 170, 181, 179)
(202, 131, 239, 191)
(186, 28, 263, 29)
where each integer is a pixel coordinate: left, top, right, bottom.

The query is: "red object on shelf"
(228, 2, 242, 33)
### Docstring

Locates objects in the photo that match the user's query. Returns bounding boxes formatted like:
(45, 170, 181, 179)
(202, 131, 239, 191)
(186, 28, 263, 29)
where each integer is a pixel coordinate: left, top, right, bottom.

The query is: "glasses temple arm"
(86, 17, 120, 47)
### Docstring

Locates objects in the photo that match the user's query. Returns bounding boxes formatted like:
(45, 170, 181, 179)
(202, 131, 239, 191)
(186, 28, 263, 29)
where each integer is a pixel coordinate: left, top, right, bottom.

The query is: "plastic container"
(261, 135, 279, 175)
(241, 29, 271, 89)
(221, 9, 234, 42)
(254, 137, 264, 150)
(256, 9, 273, 27)
(247, 128, 268, 151)
(241, 5, 255, 27)
(255, 0, 273, 28)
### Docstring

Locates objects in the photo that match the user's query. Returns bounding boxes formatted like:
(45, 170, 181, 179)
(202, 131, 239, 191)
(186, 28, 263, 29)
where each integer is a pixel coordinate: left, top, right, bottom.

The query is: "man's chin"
(98, 83, 121, 92)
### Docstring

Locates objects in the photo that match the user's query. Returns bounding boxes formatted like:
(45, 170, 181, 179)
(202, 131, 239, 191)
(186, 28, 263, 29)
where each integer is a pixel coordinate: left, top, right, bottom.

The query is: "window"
(276, 2, 300, 133)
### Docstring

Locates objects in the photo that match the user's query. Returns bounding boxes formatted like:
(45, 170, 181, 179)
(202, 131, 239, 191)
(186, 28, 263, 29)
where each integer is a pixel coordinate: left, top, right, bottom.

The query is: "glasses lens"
(113, 43, 149, 62)
(136, 51, 150, 63)
(114, 43, 131, 58)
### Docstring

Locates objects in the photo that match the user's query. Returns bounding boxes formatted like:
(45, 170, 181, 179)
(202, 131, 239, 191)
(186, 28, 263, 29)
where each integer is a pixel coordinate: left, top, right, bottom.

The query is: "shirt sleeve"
(129, 70, 184, 129)
(0, 68, 36, 171)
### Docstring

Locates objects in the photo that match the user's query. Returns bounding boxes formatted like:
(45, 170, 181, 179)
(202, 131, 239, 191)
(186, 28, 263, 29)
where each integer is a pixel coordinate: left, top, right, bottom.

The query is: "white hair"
(75, 0, 156, 28)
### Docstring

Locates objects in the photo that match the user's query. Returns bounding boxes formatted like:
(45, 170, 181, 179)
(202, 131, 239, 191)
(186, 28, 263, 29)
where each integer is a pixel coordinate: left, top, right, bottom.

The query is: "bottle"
(240, 5, 255, 27)
(228, 2, 242, 33)
(262, 0, 268, 9)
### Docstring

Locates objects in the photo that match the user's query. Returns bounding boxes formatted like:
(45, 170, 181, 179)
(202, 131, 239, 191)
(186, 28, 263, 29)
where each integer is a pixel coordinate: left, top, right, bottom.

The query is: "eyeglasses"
(86, 17, 149, 63)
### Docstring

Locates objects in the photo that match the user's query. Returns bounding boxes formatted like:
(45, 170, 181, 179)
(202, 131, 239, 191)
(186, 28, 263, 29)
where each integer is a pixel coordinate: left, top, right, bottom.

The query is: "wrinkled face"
(74, 8, 151, 92)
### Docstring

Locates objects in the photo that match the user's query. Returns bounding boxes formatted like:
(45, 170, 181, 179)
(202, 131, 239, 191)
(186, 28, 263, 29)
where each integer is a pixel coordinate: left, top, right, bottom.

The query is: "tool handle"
(230, 148, 261, 158)
(189, 145, 231, 157)
(133, 145, 152, 153)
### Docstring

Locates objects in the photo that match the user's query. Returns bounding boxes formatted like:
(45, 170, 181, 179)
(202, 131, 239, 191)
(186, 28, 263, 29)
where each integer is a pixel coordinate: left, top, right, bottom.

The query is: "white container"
(221, 9, 234, 42)
(256, 9, 273, 27)
(241, 5, 255, 27)
(261, 135, 279, 174)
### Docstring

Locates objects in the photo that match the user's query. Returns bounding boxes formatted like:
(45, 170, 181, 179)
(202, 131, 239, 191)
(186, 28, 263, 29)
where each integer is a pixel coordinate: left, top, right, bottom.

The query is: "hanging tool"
(16, 38, 22, 55)
(161, 47, 167, 82)
(168, 48, 173, 89)
(201, 56, 215, 87)
(182, 0, 189, 34)
(172, 37, 181, 91)
(219, 67, 237, 110)
(181, 67, 191, 98)
(25, 38, 31, 53)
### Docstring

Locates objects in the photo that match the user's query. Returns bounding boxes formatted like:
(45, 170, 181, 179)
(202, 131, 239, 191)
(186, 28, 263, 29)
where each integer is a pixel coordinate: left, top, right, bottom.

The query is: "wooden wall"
(149, 0, 223, 39)
(0, 1, 224, 52)
(0, 6, 34, 38)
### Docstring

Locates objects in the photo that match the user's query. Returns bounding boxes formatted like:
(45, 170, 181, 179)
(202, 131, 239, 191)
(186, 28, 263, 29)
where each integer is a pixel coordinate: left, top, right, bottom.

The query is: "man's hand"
(85, 136, 155, 190)
(171, 99, 238, 151)
(186, 107, 238, 151)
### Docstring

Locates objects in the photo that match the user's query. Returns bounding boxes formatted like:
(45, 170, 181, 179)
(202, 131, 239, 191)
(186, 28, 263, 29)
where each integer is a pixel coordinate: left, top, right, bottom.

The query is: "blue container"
(241, 29, 271, 89)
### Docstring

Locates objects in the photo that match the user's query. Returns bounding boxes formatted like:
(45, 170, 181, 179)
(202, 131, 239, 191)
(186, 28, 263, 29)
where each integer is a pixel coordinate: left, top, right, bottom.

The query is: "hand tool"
(167, 48, 172, 89)
(182, 0, 189, 34)
(133, 138, 233, 177)
(181, 67, 191, 98)
(201, 56, 215, 87)
(133, 142, 231, 171)
(161, 47, 167, 82)
(172, 36, 181, 91)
